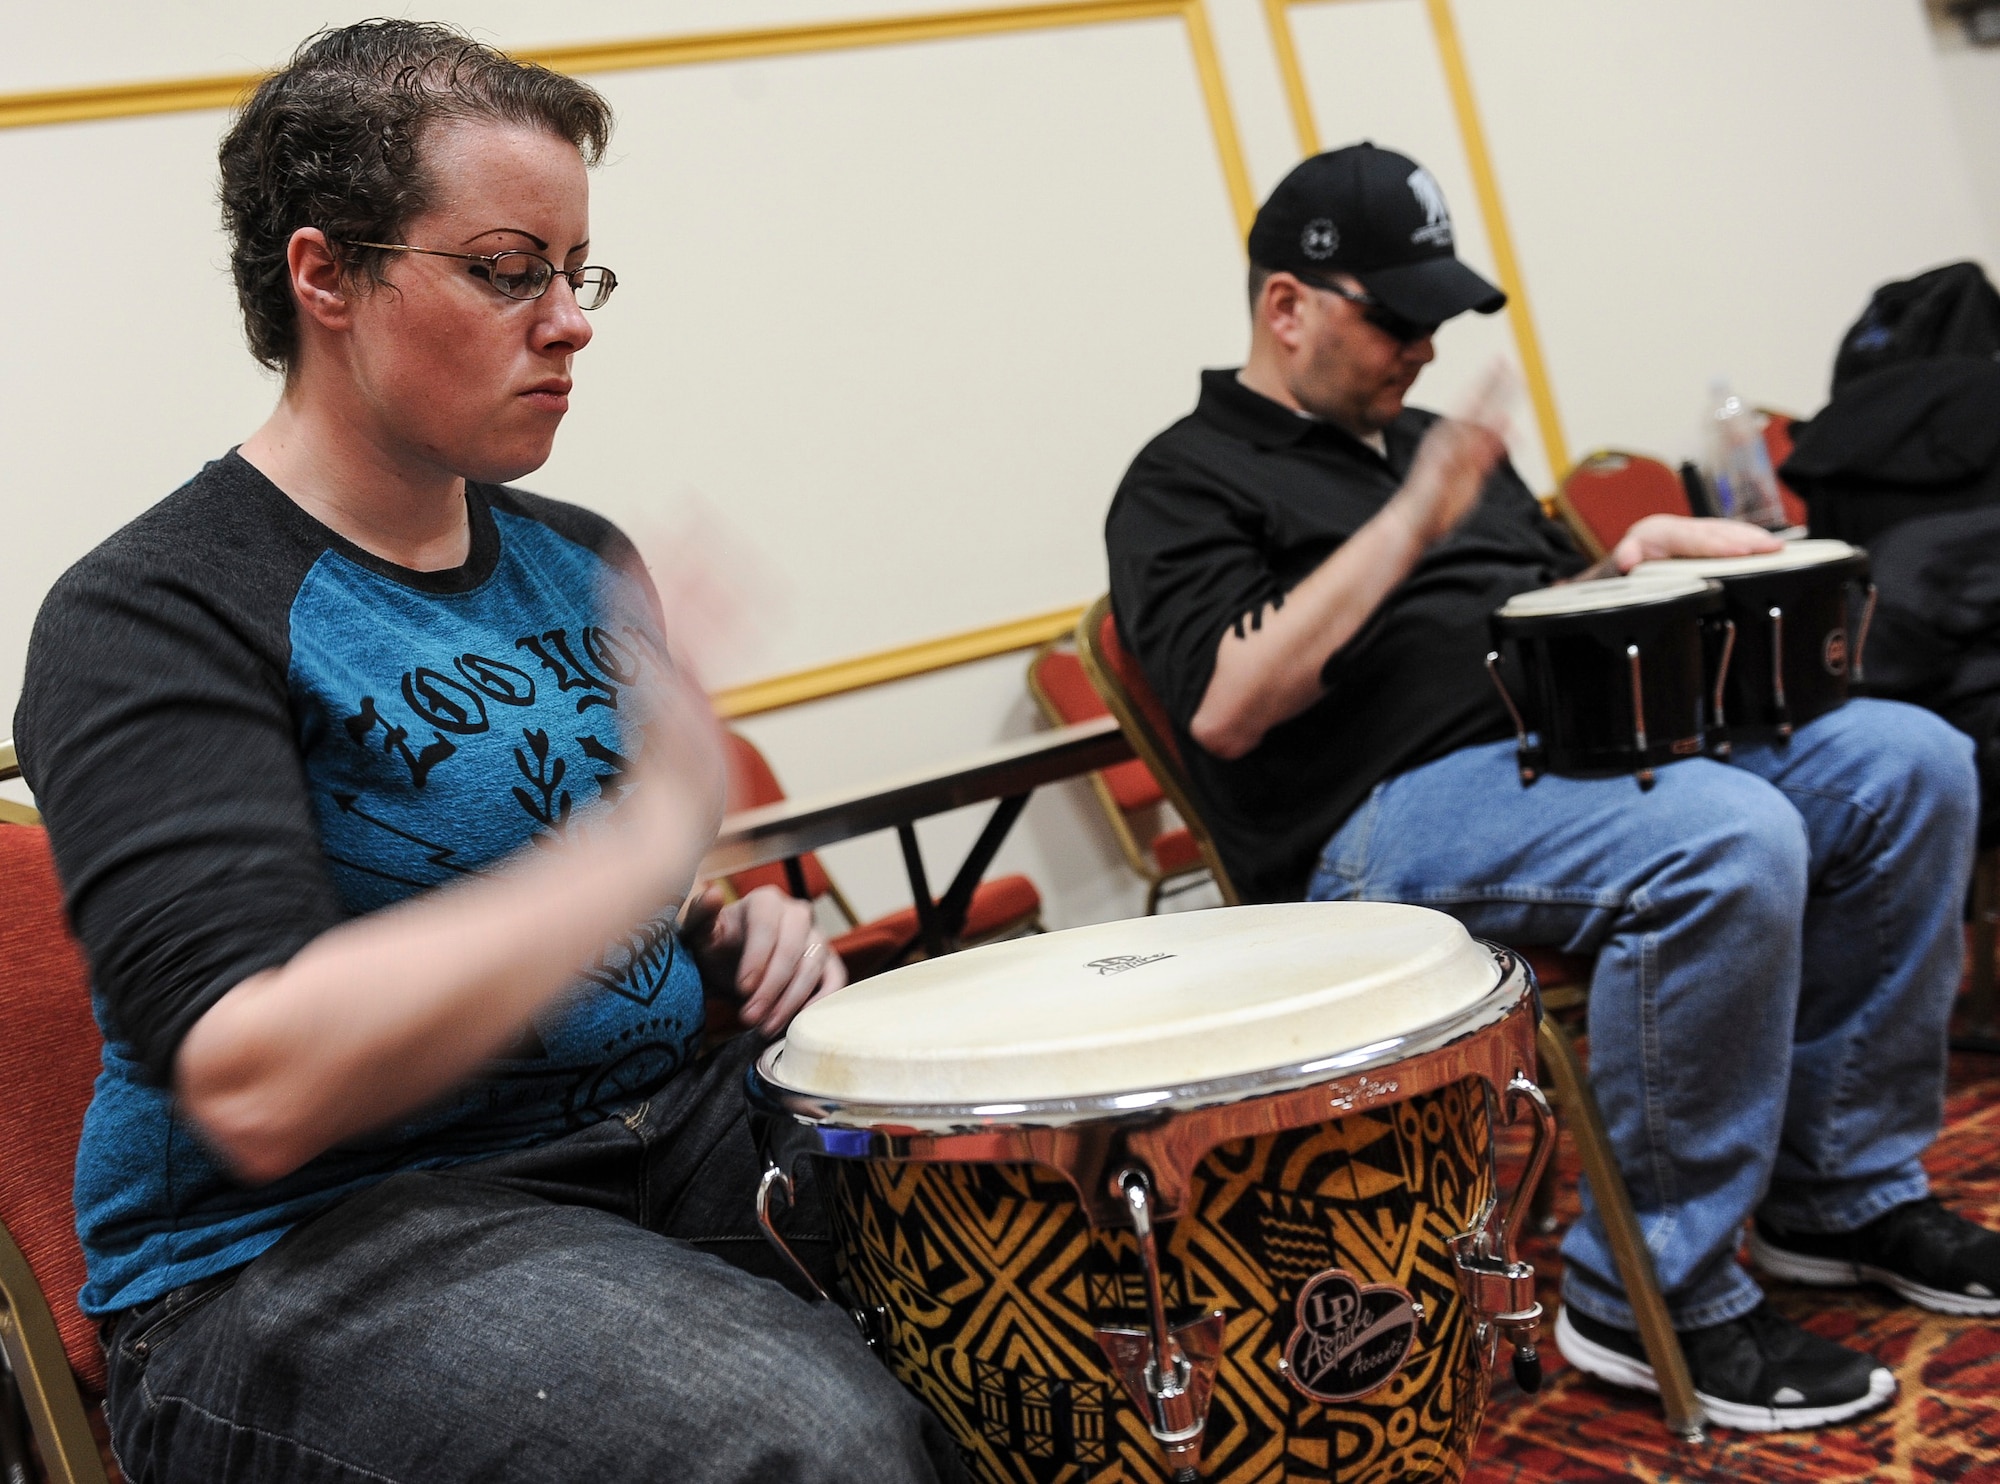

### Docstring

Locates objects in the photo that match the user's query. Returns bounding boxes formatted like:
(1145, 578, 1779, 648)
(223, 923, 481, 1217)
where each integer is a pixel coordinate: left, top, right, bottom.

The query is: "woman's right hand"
(175, 547, 757, 1185)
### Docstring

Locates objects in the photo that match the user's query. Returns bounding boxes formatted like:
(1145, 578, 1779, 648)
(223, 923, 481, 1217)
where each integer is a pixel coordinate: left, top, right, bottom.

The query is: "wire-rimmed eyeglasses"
(344, 242, 618, 309)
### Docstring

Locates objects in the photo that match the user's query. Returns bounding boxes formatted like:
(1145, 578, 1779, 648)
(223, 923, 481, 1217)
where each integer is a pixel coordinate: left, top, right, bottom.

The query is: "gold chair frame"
(1074, 599, 1241, 908)
(0, 1219, 109, 1484)
(1546, 484, 1608, 563)
(1549, 447, 1704, 565)
(1074, 594, 1705, 1440)
(1026, 641, 1210, 914)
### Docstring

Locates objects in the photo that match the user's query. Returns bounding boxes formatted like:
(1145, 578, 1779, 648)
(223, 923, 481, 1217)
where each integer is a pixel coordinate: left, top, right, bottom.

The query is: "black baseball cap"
(1248, 142, 1505, 326)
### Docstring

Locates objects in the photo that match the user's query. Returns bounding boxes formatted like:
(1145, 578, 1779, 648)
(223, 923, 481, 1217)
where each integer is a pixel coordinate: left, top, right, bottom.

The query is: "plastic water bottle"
(1707, 378, 1788, 528)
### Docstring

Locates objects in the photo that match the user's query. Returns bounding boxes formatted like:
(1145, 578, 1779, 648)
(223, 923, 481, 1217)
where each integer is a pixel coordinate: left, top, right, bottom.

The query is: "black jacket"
(1783, 262, 2000, 546)
(1861, 504, 2000, 844)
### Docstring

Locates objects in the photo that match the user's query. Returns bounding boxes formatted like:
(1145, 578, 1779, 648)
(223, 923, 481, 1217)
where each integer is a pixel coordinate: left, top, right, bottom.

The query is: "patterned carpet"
(1467, 1045, 2000, 1484)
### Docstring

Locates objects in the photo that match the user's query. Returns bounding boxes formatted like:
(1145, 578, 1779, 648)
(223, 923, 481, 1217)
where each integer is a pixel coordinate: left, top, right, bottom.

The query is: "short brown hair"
(218, 20, 613, 371)
(1247, 262, 1273, 314)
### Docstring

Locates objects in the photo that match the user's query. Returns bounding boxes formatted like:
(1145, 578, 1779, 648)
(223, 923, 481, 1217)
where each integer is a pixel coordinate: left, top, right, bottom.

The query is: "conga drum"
(1629, 539, 1873, 746)
(1486, 574, 1726, 788)
(749, 903, 1553, 1484)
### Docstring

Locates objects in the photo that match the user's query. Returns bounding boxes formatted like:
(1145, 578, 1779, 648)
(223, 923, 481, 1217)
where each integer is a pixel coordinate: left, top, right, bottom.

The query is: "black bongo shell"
(1490, 583, 1723, 779)
(1705, 552, 1869, 742)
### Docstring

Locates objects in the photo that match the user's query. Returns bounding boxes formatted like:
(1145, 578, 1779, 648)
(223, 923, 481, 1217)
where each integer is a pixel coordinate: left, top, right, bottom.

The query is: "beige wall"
(4, 1, 1994, 927)
(1931, 8, 2000, 258)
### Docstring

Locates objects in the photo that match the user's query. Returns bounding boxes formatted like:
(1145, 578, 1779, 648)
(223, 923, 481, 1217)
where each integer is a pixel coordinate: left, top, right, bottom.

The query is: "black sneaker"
(1555, 1303, 1895, 1432)
(1750, 1198, 2000, 1317)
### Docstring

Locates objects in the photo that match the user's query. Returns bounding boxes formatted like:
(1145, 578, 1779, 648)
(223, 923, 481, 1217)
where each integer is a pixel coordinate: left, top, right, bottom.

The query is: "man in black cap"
(1106, 142, 1998, 1432)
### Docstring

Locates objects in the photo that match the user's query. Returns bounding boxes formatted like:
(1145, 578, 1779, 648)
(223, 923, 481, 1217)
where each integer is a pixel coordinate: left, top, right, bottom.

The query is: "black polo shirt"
(1105, 368, 1587, 903)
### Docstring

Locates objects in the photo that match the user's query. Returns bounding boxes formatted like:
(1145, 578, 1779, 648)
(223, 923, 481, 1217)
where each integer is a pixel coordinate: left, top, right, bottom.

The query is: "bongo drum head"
(1630, 538, 1861, 581)
(1496, 572, 1710, 618)
(773, 902, 1498, 1103)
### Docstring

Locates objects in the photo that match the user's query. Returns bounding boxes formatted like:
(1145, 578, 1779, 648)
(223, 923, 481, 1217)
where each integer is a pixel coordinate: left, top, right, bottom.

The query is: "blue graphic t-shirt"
(15, 453, 705, 1314)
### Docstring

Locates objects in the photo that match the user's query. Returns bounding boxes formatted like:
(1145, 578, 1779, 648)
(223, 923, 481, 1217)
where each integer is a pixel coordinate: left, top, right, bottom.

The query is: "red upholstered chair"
(1074, 595, 1704, 1437)
(0, 822, 116, 1484)
(1758, 409, 1810, 529)
(1073, 598, 1241, 908)
(720, 732, 1041, 979)
(1551, 450, 1692, 560)
(1026, 643, 1209, 912)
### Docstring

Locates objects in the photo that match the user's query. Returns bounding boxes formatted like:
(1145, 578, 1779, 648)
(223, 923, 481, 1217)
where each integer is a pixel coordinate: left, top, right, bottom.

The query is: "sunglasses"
(1301, 276, 1438, 345)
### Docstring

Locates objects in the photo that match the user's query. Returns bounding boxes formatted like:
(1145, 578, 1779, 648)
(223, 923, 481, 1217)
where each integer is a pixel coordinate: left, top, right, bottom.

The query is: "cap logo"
(1300, 218, 1339, 260)
(1406, 168, 1453, 247)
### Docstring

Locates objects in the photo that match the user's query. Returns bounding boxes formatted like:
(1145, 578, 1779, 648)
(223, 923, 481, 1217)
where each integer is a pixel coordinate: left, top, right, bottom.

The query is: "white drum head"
(770, 903, 1501, 1103)
(1498, 573, 1711, 619)
(1630, 539, 1859, 582)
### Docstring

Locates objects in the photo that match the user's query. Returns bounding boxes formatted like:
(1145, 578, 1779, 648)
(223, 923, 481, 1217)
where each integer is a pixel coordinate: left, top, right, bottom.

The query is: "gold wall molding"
(1261, 0, 1571, 482)
(713, 604, 1085, 717)
(5, 3, 1252, 722)
(0, 606, 1084, 757)
(0, 0, 1255, 230)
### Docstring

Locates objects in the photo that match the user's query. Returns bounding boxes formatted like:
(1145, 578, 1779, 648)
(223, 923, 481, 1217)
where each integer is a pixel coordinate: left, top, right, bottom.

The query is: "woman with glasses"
(13, 21, 958, 1484)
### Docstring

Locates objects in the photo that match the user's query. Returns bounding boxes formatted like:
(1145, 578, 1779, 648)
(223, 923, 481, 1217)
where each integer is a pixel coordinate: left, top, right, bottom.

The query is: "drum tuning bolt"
(1094, 1167, 1225, 1483)
(1451, 1072, 1556, 1396)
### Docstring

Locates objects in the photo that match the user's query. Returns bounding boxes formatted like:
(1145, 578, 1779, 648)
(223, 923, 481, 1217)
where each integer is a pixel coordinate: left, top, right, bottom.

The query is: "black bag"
(1831, 260, 2000, 392)
(1782, 262, 2000, 547)
(1783, 357, 2000, 546)
(1862, 505, 2000, 845)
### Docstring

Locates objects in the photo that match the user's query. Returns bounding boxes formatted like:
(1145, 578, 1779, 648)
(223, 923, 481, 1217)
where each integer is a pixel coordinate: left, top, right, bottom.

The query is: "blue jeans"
(1306, 698, 1976, 1331)
(102, 1034, 964, 1484)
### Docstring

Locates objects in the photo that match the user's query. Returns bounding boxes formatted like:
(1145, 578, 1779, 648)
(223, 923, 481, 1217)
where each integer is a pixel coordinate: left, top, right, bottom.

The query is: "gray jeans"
(102, 1035, 964, 1484)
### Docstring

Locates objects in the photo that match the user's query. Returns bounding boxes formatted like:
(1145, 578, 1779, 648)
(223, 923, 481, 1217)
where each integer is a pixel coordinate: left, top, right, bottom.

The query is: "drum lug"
(852, 1303, 892, 1352)
(756, 1163, 843, 1309)
(1854, 582, 1877, 687)
(1710, 618, 1737, 758)
(1624, 645, 1656, 790)
(1769, 606, 1791, 738)
(757, 1162, 886, 1348)
(1094, 1168, 1223, 1483)
(1484, 651, 1542, 785)
(1451, 1072, 1555, 1395)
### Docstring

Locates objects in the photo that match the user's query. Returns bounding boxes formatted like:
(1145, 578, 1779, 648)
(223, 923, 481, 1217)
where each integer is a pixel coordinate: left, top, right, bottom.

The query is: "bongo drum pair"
(749, 903, 1553, 1484)
(1487, 539, 1872, 787)
(1630, 540, 1873, 747)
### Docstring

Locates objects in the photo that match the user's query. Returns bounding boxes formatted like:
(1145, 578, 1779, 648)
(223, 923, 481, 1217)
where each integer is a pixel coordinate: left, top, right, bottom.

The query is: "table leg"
(782, 856, 811, 902)
(932, 793, 1030, 944)
(896, 823, 948, 961)
(890, 795, 1034, 968)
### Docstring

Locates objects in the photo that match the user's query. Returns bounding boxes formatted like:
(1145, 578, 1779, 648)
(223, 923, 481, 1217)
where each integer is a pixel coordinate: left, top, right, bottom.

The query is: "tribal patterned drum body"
(1486, 575, 1726, 787)
(749, 904, 1553, 1484)
(1630, 540, 1873, 745)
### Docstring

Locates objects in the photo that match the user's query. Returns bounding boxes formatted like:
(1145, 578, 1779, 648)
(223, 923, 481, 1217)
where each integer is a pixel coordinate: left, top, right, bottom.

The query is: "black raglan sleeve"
(14, 491, 345, 1087)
